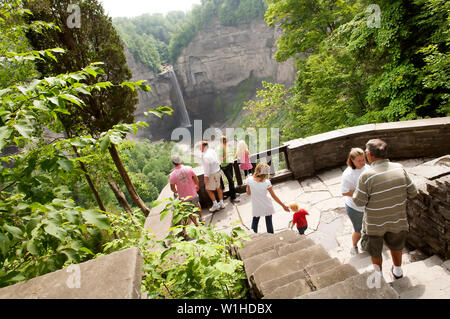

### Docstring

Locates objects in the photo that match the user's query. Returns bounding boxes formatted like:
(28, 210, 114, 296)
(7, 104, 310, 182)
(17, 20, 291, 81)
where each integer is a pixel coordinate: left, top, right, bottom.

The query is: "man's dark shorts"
(367, 231, 408, 258)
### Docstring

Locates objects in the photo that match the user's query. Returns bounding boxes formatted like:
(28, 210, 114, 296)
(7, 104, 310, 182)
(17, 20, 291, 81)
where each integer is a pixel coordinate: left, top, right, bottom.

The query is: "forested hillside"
(113, 0, 268, 72)
(242, 0, 449, 141)
(1, 0, 448, 297)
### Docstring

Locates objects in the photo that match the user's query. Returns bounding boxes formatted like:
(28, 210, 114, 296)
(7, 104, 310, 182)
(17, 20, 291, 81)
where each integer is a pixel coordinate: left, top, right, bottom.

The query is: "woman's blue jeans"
(251, 215, 274, 234)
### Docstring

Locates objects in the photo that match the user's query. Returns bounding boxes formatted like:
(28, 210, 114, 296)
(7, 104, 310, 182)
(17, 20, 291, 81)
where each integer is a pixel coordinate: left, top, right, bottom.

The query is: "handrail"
(231, 145, 289, 186)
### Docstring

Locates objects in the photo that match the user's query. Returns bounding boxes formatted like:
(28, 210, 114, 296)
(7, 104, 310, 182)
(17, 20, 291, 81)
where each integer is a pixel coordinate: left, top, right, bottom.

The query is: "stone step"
(391, 265, 450, 298)
(250, 244, 331, 289)
(231, 232, 276, 258)
(394, 255, 443, 279)
(262, 264, 360, 299)
(243, 238, 315, 283)
(346, 250, 392, 272)
(249, 232, 273, 241)
(257, 270, 307, 298)
(275, 238, 315, 256)
(256, 257, 342, 298)
(443, 260, 450, 272)
(243, 249, 279, 280)
(310, 264, 359, 290)
(263, 278, 312, 299)
(298, 272, 399, 299)
(390, 256, 450, 299)
(243, 229, 297, 248)
(304, 257, 342, 276)
(238, 230, 304, 260)
(418, 254, 443, 267)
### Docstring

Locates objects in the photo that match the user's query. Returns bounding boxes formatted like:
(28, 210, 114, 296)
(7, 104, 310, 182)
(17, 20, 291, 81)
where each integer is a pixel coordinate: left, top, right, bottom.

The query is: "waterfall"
(166, 67, 191, 128)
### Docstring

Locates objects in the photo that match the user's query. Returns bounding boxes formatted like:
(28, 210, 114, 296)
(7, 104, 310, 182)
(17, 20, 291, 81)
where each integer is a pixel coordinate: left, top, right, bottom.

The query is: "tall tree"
(25, 0, 152, 216)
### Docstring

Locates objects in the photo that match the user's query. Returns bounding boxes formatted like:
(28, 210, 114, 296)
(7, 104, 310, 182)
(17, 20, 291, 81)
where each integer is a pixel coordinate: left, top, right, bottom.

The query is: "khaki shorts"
(367, 231, 408, 258)
(205, 171, 221, 191)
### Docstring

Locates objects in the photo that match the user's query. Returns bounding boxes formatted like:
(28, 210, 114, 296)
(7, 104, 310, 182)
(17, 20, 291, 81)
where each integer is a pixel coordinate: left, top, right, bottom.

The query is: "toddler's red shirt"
(293, 209, 309, 228)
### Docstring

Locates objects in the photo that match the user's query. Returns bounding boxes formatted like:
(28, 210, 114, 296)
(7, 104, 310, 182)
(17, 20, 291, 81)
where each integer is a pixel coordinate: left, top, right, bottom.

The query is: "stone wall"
(406, 157, 450, 259)
(285, 118, 450, 179)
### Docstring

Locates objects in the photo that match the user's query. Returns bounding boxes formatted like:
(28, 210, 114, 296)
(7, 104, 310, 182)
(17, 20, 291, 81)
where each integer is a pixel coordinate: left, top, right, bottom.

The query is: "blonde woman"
(236, 140, 253, 177)
(341, 147, 369, 254)
(246, 163, 289, 233)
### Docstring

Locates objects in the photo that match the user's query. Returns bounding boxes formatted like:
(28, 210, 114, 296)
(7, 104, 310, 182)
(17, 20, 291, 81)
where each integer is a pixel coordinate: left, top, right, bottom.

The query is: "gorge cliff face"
(127, 18, 296, 141)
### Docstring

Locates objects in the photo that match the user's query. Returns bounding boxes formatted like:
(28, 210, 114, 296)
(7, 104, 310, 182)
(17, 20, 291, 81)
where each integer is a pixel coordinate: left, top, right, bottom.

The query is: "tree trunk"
(71, 145, 107, 212)
(108, 144, 151, 216)
(107, 176, 133, 215)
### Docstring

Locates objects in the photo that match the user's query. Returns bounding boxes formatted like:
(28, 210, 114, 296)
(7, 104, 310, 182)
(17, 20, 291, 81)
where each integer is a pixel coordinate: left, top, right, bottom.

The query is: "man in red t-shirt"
(289, 202, 309, 235)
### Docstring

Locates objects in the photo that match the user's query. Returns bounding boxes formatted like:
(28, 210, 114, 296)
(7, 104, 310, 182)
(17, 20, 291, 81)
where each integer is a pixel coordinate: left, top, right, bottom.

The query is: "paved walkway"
(202, 158, 434, 285)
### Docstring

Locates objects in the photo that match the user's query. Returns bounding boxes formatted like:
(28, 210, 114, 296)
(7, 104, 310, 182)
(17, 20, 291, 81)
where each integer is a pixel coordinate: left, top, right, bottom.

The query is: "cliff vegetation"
(242, 0, 450, 141)
(113, 0, 268, 72)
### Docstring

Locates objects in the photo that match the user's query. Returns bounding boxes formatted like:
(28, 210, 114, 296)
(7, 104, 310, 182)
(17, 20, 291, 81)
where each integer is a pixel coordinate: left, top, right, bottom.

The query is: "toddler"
(289, 202, 309, 235)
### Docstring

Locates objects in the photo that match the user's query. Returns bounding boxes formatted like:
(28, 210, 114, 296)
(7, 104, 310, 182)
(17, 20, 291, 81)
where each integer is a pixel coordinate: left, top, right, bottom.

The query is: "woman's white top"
(246, 176, 276, 217)
(341, 164, 370, 212)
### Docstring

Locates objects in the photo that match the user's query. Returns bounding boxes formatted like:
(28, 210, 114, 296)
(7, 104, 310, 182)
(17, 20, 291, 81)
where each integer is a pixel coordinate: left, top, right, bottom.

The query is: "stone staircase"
(236, 230, 450, 299)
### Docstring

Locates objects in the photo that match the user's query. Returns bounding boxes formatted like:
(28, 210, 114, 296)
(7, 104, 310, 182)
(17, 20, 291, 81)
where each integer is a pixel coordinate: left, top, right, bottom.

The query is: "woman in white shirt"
(246, 163, 289, 233)
(341, 148, 369, 255)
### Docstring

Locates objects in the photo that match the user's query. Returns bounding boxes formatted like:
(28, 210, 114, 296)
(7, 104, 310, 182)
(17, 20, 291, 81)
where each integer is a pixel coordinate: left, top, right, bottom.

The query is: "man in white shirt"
(200, 141, 225, 212)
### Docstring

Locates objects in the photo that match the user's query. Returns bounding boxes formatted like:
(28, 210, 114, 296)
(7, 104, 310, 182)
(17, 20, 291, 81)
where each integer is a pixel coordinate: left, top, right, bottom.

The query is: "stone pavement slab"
(317, 167, 344, 186)
(300, 177, 328, 192)
(298, 272, 399, 299)
(391, 262, 450, 299)
(0, 247, 143, 299)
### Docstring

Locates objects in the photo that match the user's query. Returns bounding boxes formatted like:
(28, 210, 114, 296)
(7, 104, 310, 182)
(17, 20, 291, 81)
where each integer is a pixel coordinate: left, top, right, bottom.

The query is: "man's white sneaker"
(218, 201, 225, 209)
(209, 203, 220, 212)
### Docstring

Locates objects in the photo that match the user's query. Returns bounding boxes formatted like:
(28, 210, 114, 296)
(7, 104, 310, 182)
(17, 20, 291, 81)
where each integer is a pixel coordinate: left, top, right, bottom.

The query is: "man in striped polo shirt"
(353, 139, 418, 279)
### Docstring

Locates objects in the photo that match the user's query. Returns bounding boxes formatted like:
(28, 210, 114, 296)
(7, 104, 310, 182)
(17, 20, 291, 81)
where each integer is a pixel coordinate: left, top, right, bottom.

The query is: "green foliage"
(25, 0, 139, 137)
(243, 81, 289, 130)
(0, 195, 110, 287)
(119, 140, 175, 205)
(1, 1, 249, 297)
(0, 1, 162, 288)
(113, 0, 268, 66)
(243, 0, 450, 139)
(102, 198, 249, 299)
(0, 0, 37, 88)
(113, 12, 187, 72)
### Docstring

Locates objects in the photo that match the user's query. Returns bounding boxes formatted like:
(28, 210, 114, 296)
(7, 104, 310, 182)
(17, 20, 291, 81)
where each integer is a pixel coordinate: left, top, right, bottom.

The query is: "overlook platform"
(200, 157, 450, 298)
(1, 118, 449, 299)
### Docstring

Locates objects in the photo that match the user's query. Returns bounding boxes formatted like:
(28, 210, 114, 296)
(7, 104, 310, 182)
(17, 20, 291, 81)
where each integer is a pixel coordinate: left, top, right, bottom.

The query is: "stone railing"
(1, 117, 448, 298)
(285, 117, 450, 179)
(195, 144, 292, 208)
(406, 156, 450, 259)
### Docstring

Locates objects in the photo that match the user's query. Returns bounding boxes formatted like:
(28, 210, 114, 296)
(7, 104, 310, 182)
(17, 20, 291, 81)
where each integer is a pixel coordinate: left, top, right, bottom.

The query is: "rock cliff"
(126, 18, 296, 141)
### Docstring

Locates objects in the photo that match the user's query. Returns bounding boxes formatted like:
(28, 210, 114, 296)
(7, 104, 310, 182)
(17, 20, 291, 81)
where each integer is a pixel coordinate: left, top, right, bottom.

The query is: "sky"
(100, 0, 203, 18)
